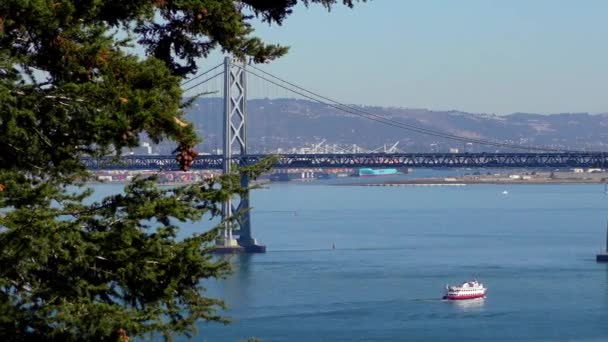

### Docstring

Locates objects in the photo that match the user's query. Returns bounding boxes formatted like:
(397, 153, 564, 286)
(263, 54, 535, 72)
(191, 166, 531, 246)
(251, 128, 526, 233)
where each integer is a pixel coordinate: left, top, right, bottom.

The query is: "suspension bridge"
(90, 57, 608, 253)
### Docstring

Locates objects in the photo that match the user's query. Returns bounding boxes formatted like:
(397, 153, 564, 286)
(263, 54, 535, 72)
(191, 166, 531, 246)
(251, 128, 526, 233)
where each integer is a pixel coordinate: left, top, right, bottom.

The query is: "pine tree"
(0, 1, 361, 340)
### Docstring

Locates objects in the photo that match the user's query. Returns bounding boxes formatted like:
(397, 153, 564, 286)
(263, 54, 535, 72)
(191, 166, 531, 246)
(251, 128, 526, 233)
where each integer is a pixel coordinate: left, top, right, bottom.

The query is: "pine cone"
(175, 143, 197, 171)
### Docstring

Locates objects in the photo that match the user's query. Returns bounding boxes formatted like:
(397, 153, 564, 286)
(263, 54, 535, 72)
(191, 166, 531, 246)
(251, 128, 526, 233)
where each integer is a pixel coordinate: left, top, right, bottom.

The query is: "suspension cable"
(182, 71, 224, 93)
(181, 63, 223, 86)
(239, 63, 580, 153)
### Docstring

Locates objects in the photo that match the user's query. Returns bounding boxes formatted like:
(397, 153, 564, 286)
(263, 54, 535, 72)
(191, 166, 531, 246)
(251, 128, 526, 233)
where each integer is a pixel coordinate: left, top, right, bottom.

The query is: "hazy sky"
(209, 0, 608, 115)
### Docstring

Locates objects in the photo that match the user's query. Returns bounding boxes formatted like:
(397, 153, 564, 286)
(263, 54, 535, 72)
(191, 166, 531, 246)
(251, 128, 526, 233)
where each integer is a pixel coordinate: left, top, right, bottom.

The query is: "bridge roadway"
(83, 152, 608, 170)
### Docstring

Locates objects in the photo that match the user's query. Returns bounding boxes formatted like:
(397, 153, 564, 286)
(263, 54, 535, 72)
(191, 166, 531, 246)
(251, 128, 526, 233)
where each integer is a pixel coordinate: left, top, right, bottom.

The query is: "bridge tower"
(216, 56, 266, 253)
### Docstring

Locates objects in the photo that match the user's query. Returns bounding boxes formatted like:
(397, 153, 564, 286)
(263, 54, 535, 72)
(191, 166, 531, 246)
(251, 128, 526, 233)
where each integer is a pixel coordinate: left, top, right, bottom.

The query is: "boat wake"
(409, 298, 446, 303)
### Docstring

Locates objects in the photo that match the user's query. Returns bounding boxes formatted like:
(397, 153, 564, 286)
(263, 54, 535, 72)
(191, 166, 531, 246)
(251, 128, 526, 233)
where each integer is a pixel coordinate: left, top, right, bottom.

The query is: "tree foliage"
(0, 0, 361, 340)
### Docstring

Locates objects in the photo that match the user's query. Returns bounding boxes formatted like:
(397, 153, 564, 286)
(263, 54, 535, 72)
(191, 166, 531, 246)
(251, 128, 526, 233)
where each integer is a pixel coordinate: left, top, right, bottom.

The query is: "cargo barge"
(358, 168, 400, 177)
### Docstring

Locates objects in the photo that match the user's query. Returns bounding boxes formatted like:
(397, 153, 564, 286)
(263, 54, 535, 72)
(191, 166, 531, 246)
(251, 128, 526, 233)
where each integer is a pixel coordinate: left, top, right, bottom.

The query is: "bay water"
(94, 181, 608, 341)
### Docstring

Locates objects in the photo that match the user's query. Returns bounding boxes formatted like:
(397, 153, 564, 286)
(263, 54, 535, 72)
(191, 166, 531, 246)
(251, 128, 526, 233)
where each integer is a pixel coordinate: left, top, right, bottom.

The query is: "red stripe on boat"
(443, 293, 485, 300)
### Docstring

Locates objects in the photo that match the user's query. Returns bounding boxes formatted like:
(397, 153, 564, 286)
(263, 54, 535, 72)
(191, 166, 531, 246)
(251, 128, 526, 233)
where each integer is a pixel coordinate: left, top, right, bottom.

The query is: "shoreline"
(338, 177, 608, 186)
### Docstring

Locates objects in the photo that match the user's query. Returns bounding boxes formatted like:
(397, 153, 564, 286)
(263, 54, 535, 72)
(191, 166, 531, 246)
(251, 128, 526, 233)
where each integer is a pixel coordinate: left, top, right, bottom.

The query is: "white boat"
(443, 280, 487, 300)
(502, 190, 509, 195)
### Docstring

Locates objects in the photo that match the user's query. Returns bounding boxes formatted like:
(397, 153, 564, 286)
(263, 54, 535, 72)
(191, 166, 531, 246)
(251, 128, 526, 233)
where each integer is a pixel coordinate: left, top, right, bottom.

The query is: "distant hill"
(148, 97, 608, 154)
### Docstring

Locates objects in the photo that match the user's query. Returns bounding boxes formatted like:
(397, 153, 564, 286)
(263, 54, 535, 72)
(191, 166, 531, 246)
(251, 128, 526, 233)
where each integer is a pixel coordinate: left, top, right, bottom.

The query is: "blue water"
(96, 182, 608, 341)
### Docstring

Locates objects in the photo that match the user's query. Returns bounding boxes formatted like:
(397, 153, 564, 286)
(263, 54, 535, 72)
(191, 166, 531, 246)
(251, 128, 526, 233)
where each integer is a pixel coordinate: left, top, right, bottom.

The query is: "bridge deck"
(83, 152, 608, 170)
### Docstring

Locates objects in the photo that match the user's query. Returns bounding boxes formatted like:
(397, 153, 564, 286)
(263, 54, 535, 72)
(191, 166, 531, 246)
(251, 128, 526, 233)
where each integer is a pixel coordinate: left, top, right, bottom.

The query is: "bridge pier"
(596, 221, 608, 262)
(214, 56, 265, 254)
